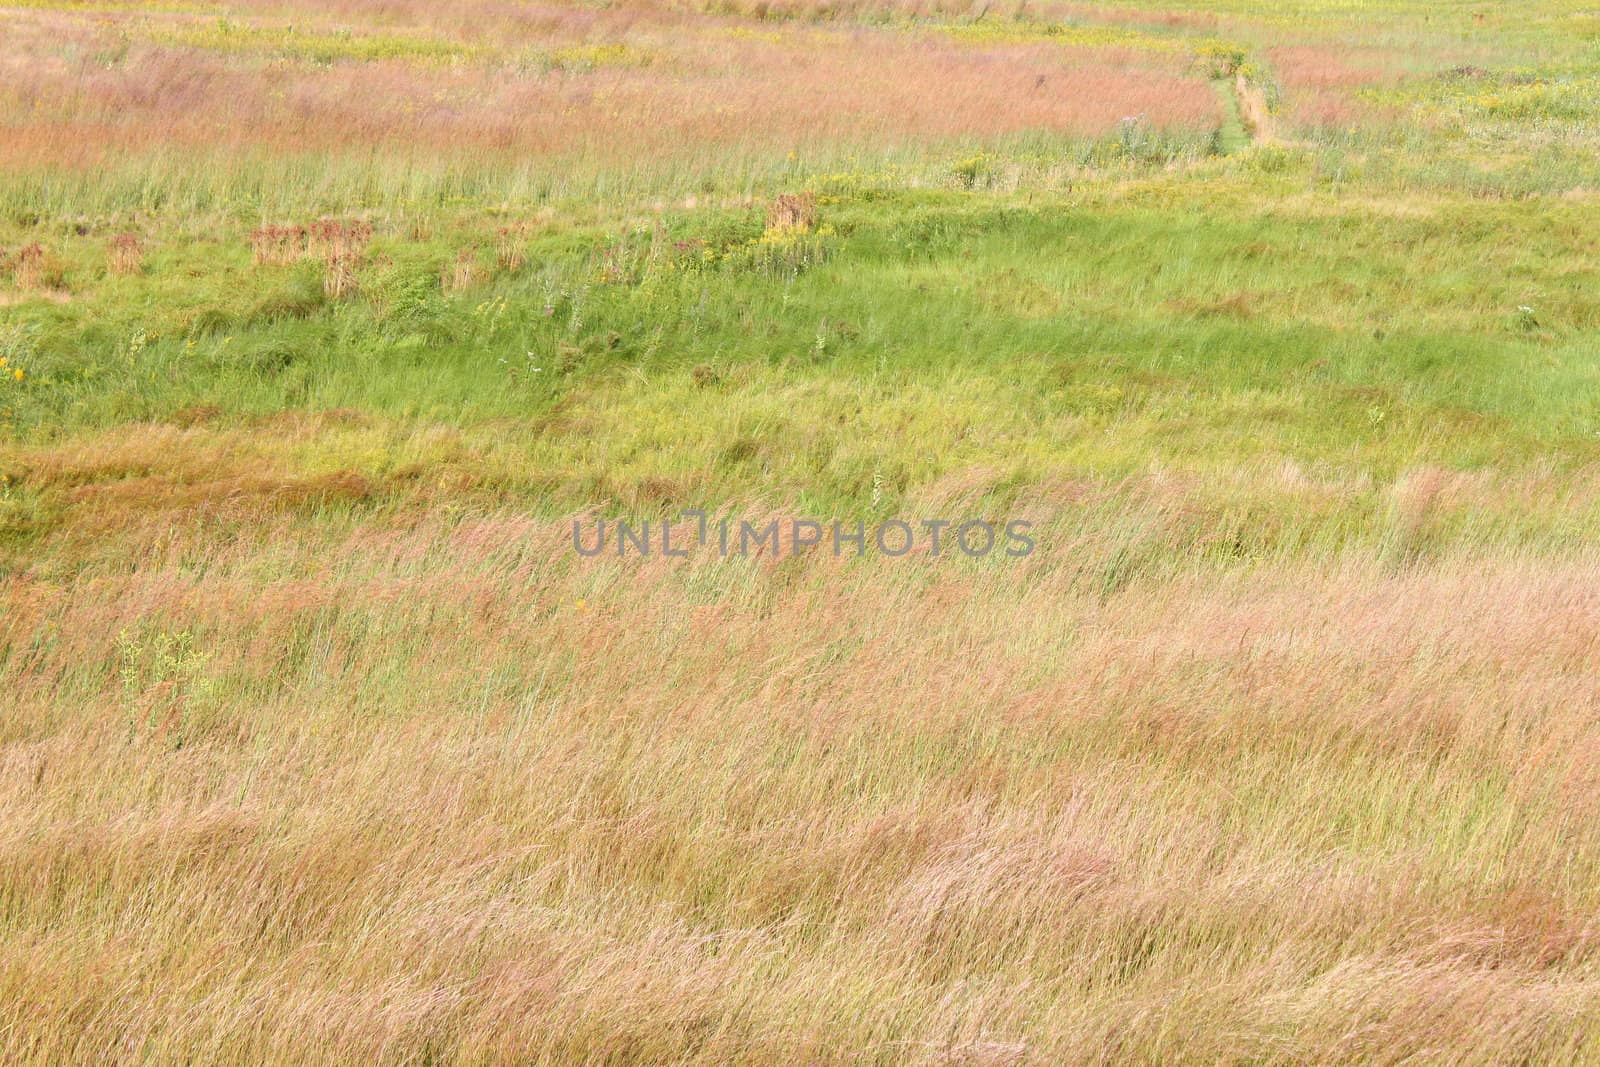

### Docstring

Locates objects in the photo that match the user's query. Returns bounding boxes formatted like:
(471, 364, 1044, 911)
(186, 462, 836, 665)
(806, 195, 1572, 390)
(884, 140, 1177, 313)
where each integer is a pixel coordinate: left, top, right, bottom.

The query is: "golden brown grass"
(495, 225, 532, 274)
(10, 244, 49, 292)
(443, 248, 484, 293)
(4, 498, 1600, 1062)
(250, 224, 308, 267)
(766, 192, 819, 232)
(6, 2, 1600, 1061)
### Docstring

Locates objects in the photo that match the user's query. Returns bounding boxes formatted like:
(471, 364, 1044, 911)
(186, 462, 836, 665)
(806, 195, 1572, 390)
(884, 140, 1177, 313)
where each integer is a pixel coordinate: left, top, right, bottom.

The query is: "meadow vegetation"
(5, 0, 1600, 1062)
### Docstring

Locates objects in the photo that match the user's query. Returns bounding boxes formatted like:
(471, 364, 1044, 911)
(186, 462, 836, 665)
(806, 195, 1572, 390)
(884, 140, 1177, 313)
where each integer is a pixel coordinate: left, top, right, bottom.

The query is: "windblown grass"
(6, 510, 1600, 1063)
(0, 4, 1218, 211)
(8, 0, 1600, 1062)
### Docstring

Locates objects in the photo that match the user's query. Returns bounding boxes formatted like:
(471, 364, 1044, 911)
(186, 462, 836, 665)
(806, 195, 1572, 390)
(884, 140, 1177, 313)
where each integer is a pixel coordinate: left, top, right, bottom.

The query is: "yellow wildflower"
(12, 369, 22, 381)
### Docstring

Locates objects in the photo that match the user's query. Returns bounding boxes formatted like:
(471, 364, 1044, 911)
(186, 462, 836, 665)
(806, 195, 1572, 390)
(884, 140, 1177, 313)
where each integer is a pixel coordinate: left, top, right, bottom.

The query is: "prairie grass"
(8, 0, 1600, 1062)
(0, 5, 1218, 206)
(6, 509, 1600, 1063)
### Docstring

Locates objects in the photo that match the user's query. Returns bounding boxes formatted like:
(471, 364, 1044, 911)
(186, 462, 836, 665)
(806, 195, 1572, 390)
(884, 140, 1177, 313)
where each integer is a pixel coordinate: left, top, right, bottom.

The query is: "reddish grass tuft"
(766, 192, 818, 233)
(250, 224, 308, 266)
(12, 243, 48, 291)
(108, 232, 145, 276)
(496, 225, 529, 273)
(444, 248, 482, 293)
(312, 219, 374, 299)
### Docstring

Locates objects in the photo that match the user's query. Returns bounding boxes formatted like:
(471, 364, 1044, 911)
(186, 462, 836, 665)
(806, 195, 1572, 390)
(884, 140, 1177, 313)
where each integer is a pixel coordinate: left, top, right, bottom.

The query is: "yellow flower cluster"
(533, 43, 655, 73)
(1379, 72, 1600, 127)
(0, 357, 21, 382)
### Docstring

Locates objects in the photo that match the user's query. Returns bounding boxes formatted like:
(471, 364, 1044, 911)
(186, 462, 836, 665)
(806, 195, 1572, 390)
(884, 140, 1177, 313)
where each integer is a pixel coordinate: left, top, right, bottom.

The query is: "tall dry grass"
(3, 492, 1600, 1062)
(1264, 44, 1410, 132)
(0, 7, 1216, 177)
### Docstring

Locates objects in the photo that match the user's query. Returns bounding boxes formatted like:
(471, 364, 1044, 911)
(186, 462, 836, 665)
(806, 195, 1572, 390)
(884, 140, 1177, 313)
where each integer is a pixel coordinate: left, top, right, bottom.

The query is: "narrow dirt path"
(1212, 69, 1292, 155)
(1235, 73, 1278, 145)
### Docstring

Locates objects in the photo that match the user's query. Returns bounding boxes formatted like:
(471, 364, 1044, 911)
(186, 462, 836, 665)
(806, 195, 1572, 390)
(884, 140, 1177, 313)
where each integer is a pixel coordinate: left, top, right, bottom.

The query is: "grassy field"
(6, 0, 1600, 1062)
